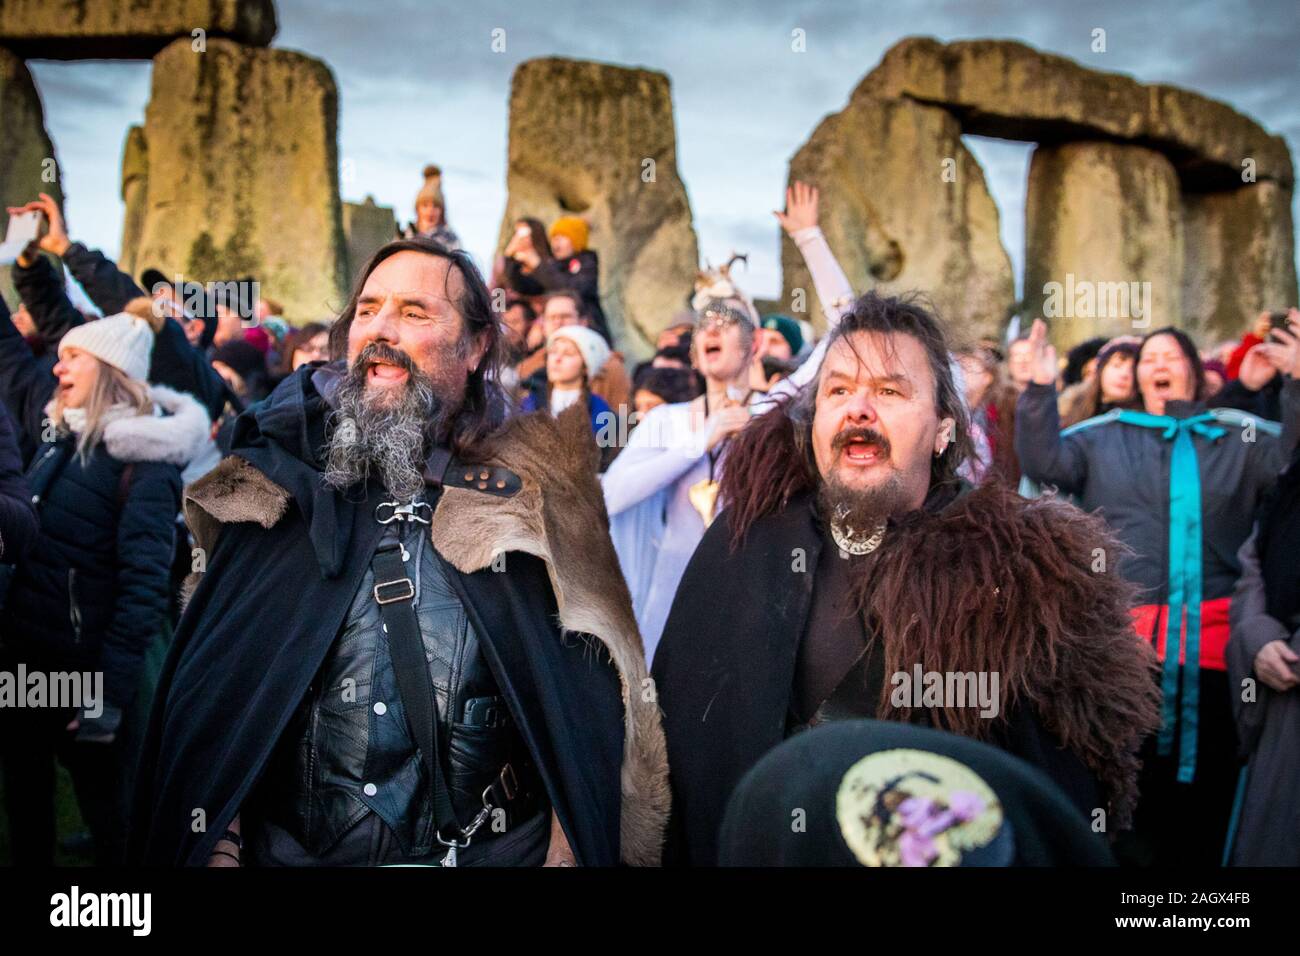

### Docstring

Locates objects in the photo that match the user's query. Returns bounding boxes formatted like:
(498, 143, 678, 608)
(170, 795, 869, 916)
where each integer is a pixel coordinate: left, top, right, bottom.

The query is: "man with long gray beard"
(652, 291, 1161, 866)
(129, 237, 668, 867)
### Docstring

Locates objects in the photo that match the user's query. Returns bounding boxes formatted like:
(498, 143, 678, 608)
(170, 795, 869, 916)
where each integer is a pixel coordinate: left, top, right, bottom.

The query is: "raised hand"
(1028, 318, 1058, 386)
(1260, 311, 1300, 379)
(773, 181, 820, 236)
(1237, 343, 1278, 391)
(6, 192, 69, 257)
(705, 401, 751, 452)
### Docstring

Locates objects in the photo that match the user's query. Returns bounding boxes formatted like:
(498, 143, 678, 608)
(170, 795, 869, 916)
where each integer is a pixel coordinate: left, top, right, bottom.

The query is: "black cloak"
(653, 485, 1159, 866)
(128, 368, 665, 866)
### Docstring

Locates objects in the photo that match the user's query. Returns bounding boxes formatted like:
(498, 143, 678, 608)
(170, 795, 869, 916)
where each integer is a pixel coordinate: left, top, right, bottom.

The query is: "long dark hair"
(328, 236, 506, 458)
(721, 291, 973, 549)
(517, 217, 553, 263)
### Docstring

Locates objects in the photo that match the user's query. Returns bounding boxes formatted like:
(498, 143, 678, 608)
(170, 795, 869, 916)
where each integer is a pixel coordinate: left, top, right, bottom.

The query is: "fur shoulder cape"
(182, 404, 669, 865)
(653, 479, 1161, 863)
(858, 481, 1162, 827)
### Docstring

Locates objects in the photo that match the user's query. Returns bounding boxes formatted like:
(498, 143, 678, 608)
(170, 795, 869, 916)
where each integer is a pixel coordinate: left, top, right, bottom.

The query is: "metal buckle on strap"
(373, 578, 415, 604)
(488, 763, 519, 805)
(375, 500, 432, 525)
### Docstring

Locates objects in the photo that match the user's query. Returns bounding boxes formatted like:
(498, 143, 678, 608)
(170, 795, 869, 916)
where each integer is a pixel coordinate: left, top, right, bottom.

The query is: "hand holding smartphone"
(0, 210, 47, 265)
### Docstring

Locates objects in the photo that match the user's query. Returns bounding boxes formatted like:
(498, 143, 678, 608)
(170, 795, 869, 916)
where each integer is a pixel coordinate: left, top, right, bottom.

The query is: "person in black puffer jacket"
(0, 400, 38, 565)
(0, 297, 209, 866)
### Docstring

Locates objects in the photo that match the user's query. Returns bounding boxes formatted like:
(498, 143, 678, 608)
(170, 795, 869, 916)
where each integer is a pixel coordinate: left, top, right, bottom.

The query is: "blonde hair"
(53, 358, 153, 464)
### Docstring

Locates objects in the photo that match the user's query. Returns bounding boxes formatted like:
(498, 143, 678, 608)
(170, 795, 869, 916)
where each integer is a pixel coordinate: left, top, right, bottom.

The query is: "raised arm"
(13, 247, 84, 348)
(1014, 319, 1091, 494)
(762, 182, 855, 407)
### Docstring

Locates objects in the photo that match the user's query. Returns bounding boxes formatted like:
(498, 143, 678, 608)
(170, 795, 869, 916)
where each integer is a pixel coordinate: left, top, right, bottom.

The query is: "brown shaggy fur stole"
(856, 481, 1161, 828)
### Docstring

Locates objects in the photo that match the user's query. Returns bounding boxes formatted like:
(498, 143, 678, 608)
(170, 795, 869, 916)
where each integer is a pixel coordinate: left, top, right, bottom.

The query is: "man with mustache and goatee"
(652, 291, 1161, 866)
(129, 237, 668, 867)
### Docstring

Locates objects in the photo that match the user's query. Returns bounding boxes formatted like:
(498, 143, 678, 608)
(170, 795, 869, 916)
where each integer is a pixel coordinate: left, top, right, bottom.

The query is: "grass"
(0, 762, 96, 866)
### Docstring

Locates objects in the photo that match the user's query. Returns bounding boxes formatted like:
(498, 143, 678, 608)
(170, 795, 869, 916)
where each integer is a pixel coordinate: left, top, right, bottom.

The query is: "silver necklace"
(830, 511, 888, 555)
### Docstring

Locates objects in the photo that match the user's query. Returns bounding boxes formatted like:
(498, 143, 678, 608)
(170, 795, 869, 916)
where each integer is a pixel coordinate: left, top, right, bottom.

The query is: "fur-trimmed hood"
(182, 402, 670, 865)
(46, 383, 213, 467)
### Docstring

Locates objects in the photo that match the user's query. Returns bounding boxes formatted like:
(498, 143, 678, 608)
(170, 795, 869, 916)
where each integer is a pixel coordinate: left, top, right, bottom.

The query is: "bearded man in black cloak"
(130, 237, 668, 867)
(652, 291, 1161, 866)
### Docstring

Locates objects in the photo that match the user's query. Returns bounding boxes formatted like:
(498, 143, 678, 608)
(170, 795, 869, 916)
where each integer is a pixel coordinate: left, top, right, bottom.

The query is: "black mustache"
(353, 342, 417, 376)
(832, 427, 890, 456)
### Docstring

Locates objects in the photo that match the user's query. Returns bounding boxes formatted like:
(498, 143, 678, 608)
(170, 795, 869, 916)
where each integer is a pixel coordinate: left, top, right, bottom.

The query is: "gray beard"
(323, 364, 446, 502)
(817, 468, 911, 537)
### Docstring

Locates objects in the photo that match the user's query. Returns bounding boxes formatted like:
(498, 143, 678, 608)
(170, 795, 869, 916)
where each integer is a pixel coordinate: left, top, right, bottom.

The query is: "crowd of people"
(0, 161, 1296, 869)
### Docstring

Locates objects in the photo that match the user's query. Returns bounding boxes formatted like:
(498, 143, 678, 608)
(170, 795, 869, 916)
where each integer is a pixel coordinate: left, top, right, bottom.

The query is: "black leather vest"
(256, 515, 528, 858)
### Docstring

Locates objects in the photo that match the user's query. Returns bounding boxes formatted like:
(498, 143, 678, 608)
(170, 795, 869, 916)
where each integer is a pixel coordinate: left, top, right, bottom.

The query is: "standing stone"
(1025, 141, 1184, 345)
(498, 57, 699, 357)
(0, 0, 276, 59)
(781, 94, 1013, 340)
(857, 37, 1293, 190)
(1182, 182, 1298, 340)
(0, 45, 62, 309)
(342, 196, 397, 283)
(118, 125, 148, 280)
(132, 38, 347, 323)
(0, 45, 61, 214)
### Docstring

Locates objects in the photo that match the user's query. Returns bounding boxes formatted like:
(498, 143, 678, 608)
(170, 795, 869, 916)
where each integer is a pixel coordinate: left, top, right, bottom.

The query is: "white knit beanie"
(549, 325, 611, 380)
(59, 312, 154, 383)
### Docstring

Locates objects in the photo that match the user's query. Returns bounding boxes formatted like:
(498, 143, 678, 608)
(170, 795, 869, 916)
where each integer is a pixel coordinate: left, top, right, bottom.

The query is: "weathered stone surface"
(857, 37, 1293, 190)
(132, 39, 347, 323)
(118, 125, 148, 279)
(343, 195, 397, 282)
(0, 45, 62, 310)
(0, 0, 276, 60)
(498, 57, 699, 357)
(1182, 182, 1298, 340)
(781, 94, 1014, 340)
(1024, 141, 1184, 345)
(0, 45, 61, 215)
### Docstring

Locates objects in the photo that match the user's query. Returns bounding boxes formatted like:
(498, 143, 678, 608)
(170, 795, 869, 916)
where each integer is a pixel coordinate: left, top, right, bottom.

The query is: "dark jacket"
(652, 484, 1150, 865)
(1215, 375, 1284, 423)
(0, 294, 204, 715)
(129, 369, 669, 866)
(15, 244, 230, 421)
(505, 250, 609, 339)
(1015, 380, 1299, 609)
(1225, 452, 1300, 865)
(0, 401, 38, 564)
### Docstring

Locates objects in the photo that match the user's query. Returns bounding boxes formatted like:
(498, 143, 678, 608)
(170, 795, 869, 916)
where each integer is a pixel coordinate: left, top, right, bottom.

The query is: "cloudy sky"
(28, 0, 1300, 302)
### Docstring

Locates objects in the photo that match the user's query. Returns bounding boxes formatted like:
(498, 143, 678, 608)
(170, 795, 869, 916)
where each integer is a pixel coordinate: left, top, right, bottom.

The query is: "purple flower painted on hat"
(948, 790, 985, 822)
(898, 828, 938, 867)
(897, 796, 934, 829)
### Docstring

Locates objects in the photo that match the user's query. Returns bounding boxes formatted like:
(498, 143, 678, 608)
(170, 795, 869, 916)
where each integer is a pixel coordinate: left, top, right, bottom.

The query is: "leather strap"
(371, 528, 462, 842)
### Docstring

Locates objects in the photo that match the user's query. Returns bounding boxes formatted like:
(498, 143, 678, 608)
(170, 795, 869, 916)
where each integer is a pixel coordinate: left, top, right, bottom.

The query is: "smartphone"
(1269, 311, 1290, 332)
(0, 211, 46, 264)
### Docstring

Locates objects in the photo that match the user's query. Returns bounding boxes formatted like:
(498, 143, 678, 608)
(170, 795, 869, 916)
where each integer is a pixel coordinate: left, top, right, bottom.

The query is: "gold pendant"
(688, 478, 721, 527)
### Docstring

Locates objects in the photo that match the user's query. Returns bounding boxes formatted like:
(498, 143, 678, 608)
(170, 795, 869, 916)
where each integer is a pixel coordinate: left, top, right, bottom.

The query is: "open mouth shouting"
(832, 427, 891, 468)
(357, 342, 415, 388)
